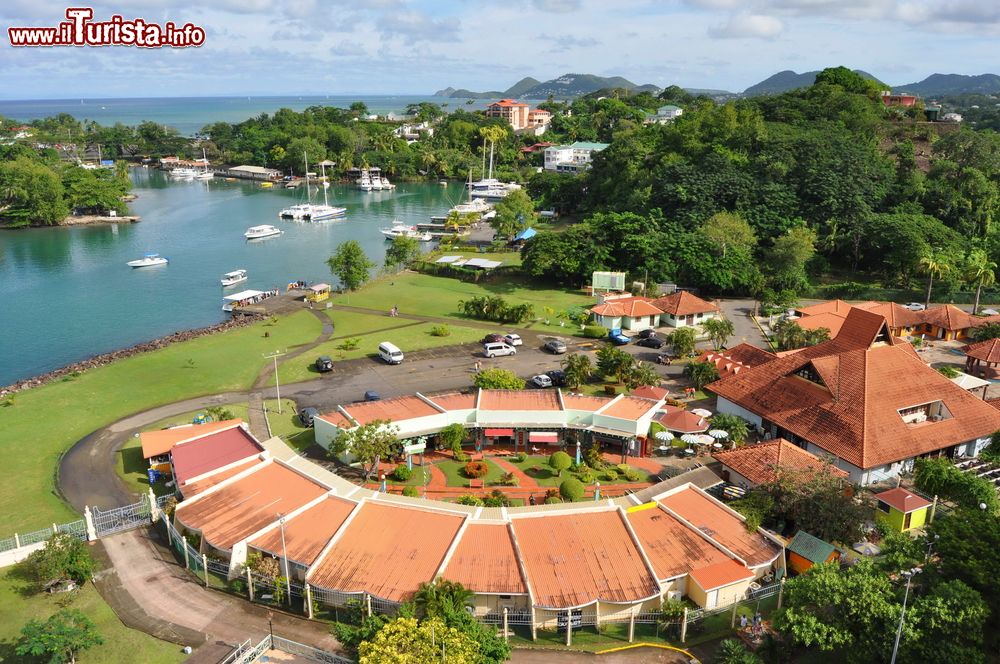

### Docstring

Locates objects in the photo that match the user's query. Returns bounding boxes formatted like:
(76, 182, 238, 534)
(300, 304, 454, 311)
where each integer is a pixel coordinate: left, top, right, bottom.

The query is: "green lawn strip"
(116, 399, 302, 498)
(277, 319, 485, 384)
(0, 568, 184, 663)
(435, 459, 507, 487)
(0, 310, 321, 535)
(322, 309, 410, 338)
(508, 455, 651, 486)
(335, 273, 592, 322)
(509, 623, 671, 653)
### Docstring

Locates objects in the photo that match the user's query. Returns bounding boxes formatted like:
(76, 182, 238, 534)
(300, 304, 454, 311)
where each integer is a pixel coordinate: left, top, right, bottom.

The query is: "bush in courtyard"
(549, 451, 572, 477)
(585, 446, 606, 470)
(576, 467, 596, 484)
(455, 451, 470, 463)
(392, 464, 412, 482)
(560, 478, 586, 502)
(623, 468, 641, 482)
(402, 486, 419, 498)
(456, 494, 484, 506)
(498, 472, 519, 487)
(484, 490, 512, 507)
(429, 324, 451, 337)
(464, 460, 489, 478)
(510, 453, 526, 463)
(583, 325, 607, 338)
(603, 469, 619, 481)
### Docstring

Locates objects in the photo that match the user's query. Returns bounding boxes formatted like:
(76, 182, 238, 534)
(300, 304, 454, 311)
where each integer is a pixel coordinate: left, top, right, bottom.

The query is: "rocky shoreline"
(0, 314, 264, 397)
(61, 214, 141, 226)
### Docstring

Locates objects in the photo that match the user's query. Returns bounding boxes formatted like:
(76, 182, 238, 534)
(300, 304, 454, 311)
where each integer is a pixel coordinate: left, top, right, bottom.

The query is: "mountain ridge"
(433, 73, 660, 99)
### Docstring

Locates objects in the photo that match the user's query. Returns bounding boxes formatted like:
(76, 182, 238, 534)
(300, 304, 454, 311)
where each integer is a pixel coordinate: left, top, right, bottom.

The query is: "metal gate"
(92, 494, 152, 537)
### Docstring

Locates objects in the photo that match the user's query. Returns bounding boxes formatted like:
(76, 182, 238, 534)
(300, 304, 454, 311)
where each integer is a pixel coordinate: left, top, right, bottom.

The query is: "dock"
(227, 290, 310, 317)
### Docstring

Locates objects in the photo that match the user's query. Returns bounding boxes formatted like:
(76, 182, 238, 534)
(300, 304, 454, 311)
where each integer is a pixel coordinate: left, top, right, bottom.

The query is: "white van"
(378, 342, 404, 364)
(483, 342, 516, 358)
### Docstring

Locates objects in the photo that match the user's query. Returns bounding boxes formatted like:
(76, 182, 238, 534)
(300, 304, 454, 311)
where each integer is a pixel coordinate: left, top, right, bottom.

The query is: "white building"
(647, 105, 683, 124)
(543, 141, 610, 174)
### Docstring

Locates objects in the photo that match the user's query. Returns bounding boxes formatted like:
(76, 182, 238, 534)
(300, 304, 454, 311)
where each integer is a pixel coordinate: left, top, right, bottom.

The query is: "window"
(877, 500, 891, 513)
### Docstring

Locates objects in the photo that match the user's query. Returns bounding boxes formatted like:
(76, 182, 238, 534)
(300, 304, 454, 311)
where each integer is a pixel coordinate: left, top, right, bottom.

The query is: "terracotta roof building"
(650, 292, 720, 329)
(249, 496, 357, 568)
(626, 505, 730, 580)
(709, 308, 1000, 484)
(589, 296, 662, 333)
(170, 427, 263, 489)
(919, 304, 977, 340)
(653, 406, 708, 434)
(695, 344, 774, 380)
(796, 311, 846, 338)
(441, 523, 527, 595)
(713, 438, 848, 488)
(140, 419, 244, 459)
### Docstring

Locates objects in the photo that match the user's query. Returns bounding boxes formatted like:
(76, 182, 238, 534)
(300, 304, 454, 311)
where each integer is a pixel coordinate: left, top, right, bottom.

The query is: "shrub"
(549, 451, 572, 477)
(429, 324, 451, 337)
(402, 486, 419, 498)
(464, 460, 489, 478)
(499, 472, 519, 487)
(585, 446, 606, 470)
(439, 423, 466, 455)
(560, 478, 586, 502)
(455, 451, 470, 463)
(484, 490, 512, 507)
(510, 453, 526, 463)
(583, 325, 607, 338)
(456, 494, 484, 506)
(914, 457, 998, 511)
(392, 464, 412, 482)
(576, 468, 596, 484)
(338, 337, 361, 350)
(23, 533, 95, 588)
(623, 469, 641, 482)
(617, 463, 631, 474)
(603, 469, 619, 481)
(981, 431, 1000, 464)
(544, 496, 563, 504)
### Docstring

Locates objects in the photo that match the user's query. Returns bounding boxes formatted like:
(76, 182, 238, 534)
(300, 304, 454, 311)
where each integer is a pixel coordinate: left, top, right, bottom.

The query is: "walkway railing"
(217, 634, 352, 664)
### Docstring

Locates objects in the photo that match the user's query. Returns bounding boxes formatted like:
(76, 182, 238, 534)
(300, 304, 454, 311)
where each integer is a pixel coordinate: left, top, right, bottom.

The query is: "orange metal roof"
(425, 392, 477, 411)
(250, 496, 357, 566)
(601, 396, 660, 420)
(590, 297, 663, 318)
(689, 559, 754, 591)
(316, 411, 354, 429)
(342, 395, 440, 426)
(561, 394, 614, 411)
(442, 523, 526, 595)
(174, 462, 328, 550)
(181, 458, 263, 498)
(649, 291, 718, 317)
(874, 487, 931, 513)
(659, 487, 778, 567)
(308, 502, 465, 602)
(140, 419, 243, 459)
(627, 506, 730, 580)
(713, 439, 848, 486)
(478, 390, 562, 411)
(171, 427, 262, 487)
(510, 510, 660, 608)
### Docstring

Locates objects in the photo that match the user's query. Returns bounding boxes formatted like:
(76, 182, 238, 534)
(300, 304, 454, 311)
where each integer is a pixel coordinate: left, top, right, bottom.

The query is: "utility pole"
(278, 513, 292, 604)
(263, 350, 287, 413)
(890, 568, 922, 664)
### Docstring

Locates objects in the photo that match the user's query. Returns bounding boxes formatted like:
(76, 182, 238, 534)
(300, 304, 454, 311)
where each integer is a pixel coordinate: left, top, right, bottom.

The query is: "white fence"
(218, 634, 352, 664)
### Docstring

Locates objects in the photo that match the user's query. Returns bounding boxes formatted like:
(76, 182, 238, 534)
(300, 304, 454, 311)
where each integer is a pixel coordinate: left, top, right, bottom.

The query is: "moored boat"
(245, 225, 282, 240)
(380, 220, 433, 241)
(127, 253, 169, 268)
(220, 269, 248, 287)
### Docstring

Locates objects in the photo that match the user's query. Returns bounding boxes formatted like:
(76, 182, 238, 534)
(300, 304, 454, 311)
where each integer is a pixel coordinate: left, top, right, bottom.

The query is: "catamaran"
(279, 154, 346, 220)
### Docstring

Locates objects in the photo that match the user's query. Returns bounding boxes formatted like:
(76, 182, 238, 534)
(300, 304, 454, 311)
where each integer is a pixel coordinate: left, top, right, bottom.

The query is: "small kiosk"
(305, 283, 331, 303)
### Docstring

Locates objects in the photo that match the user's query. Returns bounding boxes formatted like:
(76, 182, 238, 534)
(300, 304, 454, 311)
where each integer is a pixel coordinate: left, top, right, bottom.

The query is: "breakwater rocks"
(0, 314, 264, 396)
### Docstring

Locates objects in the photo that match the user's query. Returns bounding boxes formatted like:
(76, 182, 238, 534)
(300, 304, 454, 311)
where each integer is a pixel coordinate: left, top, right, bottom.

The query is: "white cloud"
(708, 12, 784, 38)
(531, 0, 582, 13)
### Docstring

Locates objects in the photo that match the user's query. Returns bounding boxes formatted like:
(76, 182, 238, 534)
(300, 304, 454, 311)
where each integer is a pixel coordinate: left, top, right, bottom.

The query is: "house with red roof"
(589, 295, 662, 332)
(485, 99, 531, 130)
(713, 438, 848, 488)
(649, 291, 719, 329)
(708, 308, 1000, 485)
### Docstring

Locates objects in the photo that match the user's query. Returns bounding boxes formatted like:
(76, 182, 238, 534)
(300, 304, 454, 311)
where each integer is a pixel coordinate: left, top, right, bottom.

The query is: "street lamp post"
(890, 568, 921, 664)
(277, 514, 292, 603)
(263, 350, 287, 414)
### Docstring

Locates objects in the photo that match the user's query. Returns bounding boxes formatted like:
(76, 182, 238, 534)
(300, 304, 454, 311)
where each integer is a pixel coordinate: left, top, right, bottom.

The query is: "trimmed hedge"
(583, 325, 607, 338)
(392, 464, 412, 482)
(560, 477, 586, 502)
(464, 460, 489, 478)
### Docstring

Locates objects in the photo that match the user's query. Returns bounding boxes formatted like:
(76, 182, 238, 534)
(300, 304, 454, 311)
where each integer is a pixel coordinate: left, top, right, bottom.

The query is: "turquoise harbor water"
(0, 95, 544, 136)
(0, 169, 463, 385)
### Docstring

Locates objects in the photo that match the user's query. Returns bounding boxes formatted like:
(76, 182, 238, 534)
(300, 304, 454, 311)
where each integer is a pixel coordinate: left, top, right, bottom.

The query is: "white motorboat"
(245, 225, 282, 240)
(309, 204, 347, 221)
(127, 252, 169, 268)
(380, 220, 433, 241)
(220, 269, 248, 287)
(379, 176, 395, 190)
(169, 167, 197, 178)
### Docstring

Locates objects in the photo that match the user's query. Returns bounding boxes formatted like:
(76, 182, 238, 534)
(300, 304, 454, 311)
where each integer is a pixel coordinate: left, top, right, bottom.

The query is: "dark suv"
(314, 356, 334, 373)
(298, 407, 320, 427)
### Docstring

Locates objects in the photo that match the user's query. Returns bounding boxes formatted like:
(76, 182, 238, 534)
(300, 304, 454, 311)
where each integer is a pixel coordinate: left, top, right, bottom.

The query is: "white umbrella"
(696, 434, 716, 446)
(655, 431, 674, 441)
(708, 429, 729, 439)
(691, 408, 713, 418)
(680, 434, 701, 446)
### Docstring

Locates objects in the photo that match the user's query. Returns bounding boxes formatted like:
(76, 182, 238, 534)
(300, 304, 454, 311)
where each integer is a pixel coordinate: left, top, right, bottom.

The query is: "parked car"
(530, 374, 553, 388)
(504, 333, 523, 347)
(543, 339, 568, 354)
(482, 333, 505, 344)
(904, 302, 926, 311)
(608, 329, 630, 345)
(635, 337, 665, 349)
(363, 390, 381, 402)
(298, 407, 319, 427)
(546, 370, 567, 387)
(314, 356, 334, 373)
(483, 342, 517, 358)
(637, 329, 658, 339)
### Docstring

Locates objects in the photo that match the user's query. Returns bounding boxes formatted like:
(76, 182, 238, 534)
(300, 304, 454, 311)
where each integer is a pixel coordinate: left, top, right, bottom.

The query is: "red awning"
(529, 432, 559, 444)
(484, 428, 514, 437)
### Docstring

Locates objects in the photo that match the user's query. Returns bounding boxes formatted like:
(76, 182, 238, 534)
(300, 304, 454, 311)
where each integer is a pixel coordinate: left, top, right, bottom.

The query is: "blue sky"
(1, 0, 999, 98)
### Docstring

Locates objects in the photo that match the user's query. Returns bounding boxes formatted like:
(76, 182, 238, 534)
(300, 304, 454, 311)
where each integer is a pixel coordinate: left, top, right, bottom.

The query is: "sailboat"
(312, 162, 346, 220)
(468, 139, 520, 200)
(195, 148, 213, 180)
(279, 154, 345, 221)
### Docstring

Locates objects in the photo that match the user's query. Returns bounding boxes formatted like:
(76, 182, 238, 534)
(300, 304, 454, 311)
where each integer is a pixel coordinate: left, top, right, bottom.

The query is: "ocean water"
(0, 95, 543, 135)
(0, 169, 465, 385)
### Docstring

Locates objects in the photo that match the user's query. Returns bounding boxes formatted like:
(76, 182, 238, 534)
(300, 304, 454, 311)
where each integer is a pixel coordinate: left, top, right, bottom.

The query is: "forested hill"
(434, 73, 660, 99)
(893, 73, 1000, 97)
(743, 69, 881, 96)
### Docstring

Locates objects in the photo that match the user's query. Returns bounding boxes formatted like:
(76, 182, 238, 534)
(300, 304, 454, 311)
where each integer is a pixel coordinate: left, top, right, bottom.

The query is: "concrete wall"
(469, 593, 530, 615)
(0, 540, 47, 569)
(715, 397, 763, 429)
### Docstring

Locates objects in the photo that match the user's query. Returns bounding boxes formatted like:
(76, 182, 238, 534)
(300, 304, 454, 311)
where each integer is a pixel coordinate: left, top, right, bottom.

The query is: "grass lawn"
(384, 466, 429, 487)
(0, 568, 183, 663)
(0, 310, 321, 535)
(277, 316, 486, 384)
(436, 459, 507, 487)
(508, 455, 651, 486)
(334, 272, 592, 322)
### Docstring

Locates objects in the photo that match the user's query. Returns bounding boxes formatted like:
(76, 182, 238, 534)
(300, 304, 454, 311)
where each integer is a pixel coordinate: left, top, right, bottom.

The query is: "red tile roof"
(797, 299, 854, 317)
(626, 506, 730, 580)
(650, 292, 718, 317)
(511, 510, 660, 608)
(590, 297, 663, 318)
(171, 427, 262, 487)
(963, 338, 1000, 364)
(653, 407, 708, 434)
(659, 487, 778, 567)
(631, 386, 670, 401)
(601, 396, 661, 420)
(250, 496, 356, 566)
(308, 502, 465, 602)
(921, 304, 976, 331)
(874, 487, 931, 513)
(713, 439, 848, 486)
(478, 390, 562, 411)
(854, 301, 923, 329)
(709, 308, 1000, 469)
(140, 420, 243, 459)
(797, 312, 846, 338)
(696, 344, 774, 379)
(175, 462, 329, 550)
(442, 523, 526, 595)
(689, 559, 754, 591)
(342, 395, 440, 426)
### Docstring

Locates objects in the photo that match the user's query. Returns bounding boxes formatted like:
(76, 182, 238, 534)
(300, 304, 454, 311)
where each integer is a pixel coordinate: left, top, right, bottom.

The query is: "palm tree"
(965, 249, 997, 315)
(413, 580, 473, 619)
(918, 250, 952, 310)
(624, 362, 660, 390)
(561, 353, 593, 390)
(702, 317, 735, 350)
(683, 360, 720, 391)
